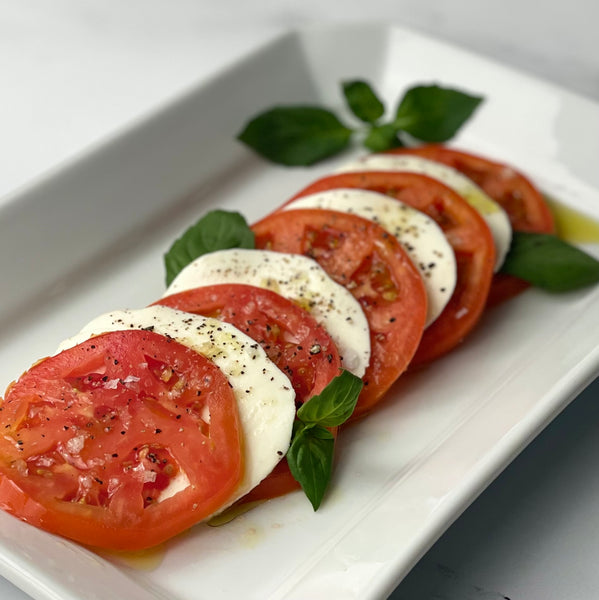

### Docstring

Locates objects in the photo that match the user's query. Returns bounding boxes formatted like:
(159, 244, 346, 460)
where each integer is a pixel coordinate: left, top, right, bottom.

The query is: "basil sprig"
(500, 232, 599, 292)
(237, 80, 483, 165)
(287, 370, 363, 510)
(394, 85, 483, 143)
(164, 210, 254, 286)
(237, 107, 353, 166)
(342, 80, 385, 124)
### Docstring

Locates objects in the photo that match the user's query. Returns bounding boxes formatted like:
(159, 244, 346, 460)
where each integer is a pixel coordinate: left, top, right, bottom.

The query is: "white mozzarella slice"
(282, 189, 456, 327)
(337, 154, 512, 271)
(165, 248, 371, 378)
(57, 305, 296, 512)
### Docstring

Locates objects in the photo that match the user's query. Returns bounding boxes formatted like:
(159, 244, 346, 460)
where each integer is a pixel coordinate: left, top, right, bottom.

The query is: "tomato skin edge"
(0, 472, 220, 551)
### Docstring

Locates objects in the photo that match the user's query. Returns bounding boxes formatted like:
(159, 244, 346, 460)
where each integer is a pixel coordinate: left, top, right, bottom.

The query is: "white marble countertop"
(0, 2, 598, 598)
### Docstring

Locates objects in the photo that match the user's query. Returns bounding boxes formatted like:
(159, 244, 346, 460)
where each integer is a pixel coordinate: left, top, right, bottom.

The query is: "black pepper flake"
(155, 428, 162, 434)
(120, 430, 126, 435)
(94, 477, 104, 485)
(389, 317, 396, 323)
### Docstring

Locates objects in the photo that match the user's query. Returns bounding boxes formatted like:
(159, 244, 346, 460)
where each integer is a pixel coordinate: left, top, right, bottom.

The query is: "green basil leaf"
(237, 106, 353, 166)
(164, 210, 254, 286)
(394, 84, 483, 142)
(297, 370, 363, 427)
(363, 122, 403, 152)
(342, 80, 385, 124)
(500, 232, 599, 292)
(286, 424, 335, 511)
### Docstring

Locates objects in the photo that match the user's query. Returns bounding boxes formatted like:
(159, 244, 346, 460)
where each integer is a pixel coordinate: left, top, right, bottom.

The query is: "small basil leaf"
(297, 370, 363, 428)
(394, 84, 483, 142)
(342, 80, 385, 124)
(164, 210, 254, 286)
(237, 106, 353, 166)
(286, 424, 335, 511)
(500, 232, 599, 292)
(363, 123, 403, 152)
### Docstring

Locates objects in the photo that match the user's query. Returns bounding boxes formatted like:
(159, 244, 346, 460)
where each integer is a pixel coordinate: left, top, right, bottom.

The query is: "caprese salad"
(0, 142, 597, 554)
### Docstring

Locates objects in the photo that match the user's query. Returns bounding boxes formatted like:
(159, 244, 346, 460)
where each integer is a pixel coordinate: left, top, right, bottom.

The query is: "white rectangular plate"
(1, 24, 598, 600)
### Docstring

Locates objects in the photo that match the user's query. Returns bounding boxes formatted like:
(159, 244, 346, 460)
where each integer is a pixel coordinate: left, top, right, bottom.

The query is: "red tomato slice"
(251, 208, 427, 419)
(388, 145, 555, 305)
(0, 330, 243, 551)
(156, 283, 342, 502)
(287, 173, 496, 367)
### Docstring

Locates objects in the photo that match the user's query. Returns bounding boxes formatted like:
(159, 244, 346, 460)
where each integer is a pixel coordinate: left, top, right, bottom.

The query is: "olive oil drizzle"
(545, 196, 599, 244)
(99, 544, 167, 571)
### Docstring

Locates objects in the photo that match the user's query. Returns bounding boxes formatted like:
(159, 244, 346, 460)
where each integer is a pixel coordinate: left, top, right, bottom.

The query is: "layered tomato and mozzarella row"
(0, 144, 553, 550)
(0, 306, 296, 551)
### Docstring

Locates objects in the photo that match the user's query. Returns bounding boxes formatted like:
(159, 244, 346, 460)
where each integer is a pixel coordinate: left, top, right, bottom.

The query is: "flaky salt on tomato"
(389, 145, 555, 305)
(252, 208, 427, 420)
(157, 283, 342, 502)
(0, 329, 243, 551)
(287, 172, 496, 367)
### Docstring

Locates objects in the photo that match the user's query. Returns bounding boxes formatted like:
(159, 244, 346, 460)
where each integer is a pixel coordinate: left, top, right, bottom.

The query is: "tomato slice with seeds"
(252, 208, 427, 419)
(389, 144, 555, 305)
(287, 173, 495, 367)
(156, 283, 342, 502)
(0, 330, 242, 551)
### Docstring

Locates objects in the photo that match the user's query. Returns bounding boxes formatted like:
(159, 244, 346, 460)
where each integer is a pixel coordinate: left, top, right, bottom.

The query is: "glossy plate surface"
(0, 24, 598, 600)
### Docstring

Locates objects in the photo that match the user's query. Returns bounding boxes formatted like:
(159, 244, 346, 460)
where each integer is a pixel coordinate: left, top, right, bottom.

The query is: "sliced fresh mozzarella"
(57, 305, 296, 512)
(337, 154, 512, 270)
(282, 189, 456, 327)
(165, 249, 371, 378)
